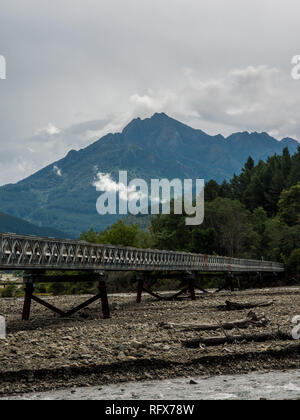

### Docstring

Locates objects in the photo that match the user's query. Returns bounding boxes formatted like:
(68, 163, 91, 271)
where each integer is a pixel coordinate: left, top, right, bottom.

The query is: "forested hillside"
(151, 147, 300, 275)
(0, 212, 68, 238)
(81, 147, 300, 278)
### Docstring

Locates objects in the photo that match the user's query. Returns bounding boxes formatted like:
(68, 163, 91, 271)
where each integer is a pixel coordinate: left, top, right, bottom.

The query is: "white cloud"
(36, 123, 62, 136)
(129, 90, 177, 116)
(93, 172, 147, 202)
(128, 66, 300, 140)
(53, 165, 62, 177)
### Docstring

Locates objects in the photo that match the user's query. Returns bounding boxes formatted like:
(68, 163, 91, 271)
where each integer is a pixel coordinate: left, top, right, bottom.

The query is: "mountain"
(0, 113, 298, 238)
(0, 212, 68, 238)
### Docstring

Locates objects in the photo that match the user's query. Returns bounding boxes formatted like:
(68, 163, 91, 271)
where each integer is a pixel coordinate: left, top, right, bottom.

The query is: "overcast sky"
(0, 0, 300, 185)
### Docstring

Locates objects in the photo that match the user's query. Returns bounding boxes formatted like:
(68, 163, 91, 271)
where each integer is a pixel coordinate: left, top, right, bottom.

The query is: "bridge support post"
(275, 272, 281, 287)
(231, 278, 235, 292)
(259, 272, 263, 288)
(136, 274, 144, 304)
(22, 283, 34, 321)
(246, 273, 251, 290)
(187, 272, 196, 301)
(220, 273, 234, 291)
(98, 274, 110, 319)
(229, 273, 235, 291)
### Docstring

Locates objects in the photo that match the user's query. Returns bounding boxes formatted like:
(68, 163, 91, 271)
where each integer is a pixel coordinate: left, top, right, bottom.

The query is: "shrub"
(1, 285, 17, 298)
(48, 282, 69, 296)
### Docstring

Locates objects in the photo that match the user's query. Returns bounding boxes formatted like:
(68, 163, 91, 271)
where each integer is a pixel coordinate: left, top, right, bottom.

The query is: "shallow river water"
(2, 369, 300, 400)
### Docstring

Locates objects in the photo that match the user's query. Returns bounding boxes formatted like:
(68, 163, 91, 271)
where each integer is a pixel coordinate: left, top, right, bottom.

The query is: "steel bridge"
(0, 233, 284, 321)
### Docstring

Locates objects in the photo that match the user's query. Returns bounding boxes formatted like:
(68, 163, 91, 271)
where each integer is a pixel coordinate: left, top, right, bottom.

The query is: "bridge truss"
(0, 233, 284, 273)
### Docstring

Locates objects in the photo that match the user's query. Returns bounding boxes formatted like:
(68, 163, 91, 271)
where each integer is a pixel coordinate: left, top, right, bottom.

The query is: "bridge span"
(0, 232, 284, 273)
(0, 233, 284, 321)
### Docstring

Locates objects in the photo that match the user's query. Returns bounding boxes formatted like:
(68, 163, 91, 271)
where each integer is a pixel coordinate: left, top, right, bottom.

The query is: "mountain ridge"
(0, 212, 68, 238)
(0, 113, 298, 238)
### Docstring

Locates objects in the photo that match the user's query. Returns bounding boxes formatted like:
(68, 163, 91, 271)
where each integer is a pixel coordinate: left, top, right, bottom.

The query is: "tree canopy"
(79, 220, 152, 248)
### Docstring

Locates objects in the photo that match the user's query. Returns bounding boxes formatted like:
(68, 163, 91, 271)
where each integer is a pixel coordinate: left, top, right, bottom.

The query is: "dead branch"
(159, 311, 269, 331)
(218, 300, 274, 311)
(183, 330, 292, 348)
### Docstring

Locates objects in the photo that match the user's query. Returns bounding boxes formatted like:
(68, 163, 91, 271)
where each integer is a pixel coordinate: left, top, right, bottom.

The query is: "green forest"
(81, 146, 300, 279)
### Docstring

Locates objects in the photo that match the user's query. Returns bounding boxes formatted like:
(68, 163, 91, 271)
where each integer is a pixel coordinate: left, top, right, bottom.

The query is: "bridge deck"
(0, 233, 284, 273)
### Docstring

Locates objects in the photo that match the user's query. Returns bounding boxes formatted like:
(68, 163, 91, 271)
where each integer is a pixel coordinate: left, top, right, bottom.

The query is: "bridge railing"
(0, 232, 284, 272)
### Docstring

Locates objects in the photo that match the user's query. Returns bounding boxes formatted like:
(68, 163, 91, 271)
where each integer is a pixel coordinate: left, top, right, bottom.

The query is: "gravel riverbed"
(0, 287, 300, 397)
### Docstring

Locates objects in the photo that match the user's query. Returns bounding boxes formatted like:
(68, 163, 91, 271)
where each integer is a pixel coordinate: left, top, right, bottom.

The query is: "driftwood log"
(218, 300, 274, 311)
(159, 311, 269, 331)
(184, 330, 292, 348)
